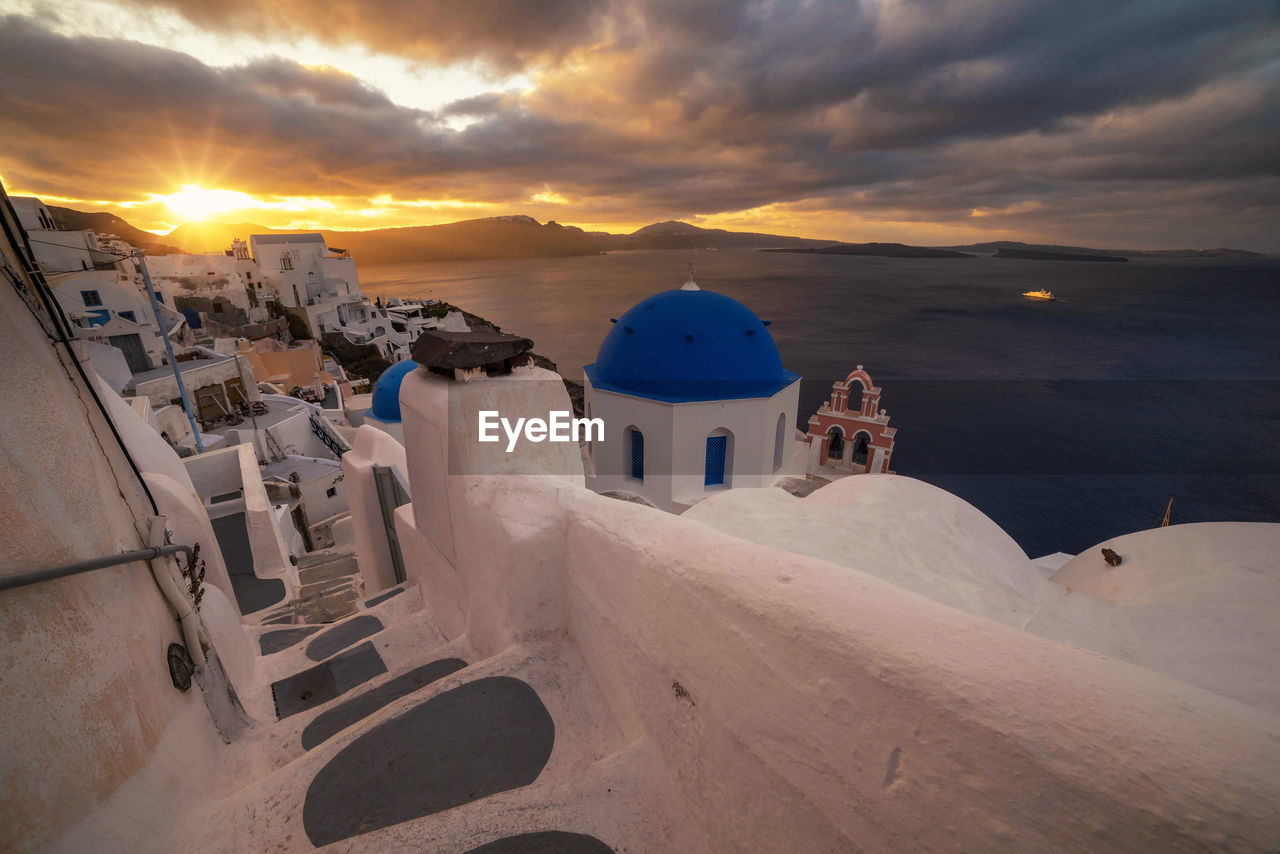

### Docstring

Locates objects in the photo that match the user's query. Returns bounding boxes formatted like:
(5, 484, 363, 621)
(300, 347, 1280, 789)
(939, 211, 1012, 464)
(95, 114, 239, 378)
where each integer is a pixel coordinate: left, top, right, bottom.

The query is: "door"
(629, 429, 644, 480)
(225, 376, 246, 406)
(194, 384, 229, 422)
(705, 435, 727, 486)
(108, 333, 149, 373)
(373, 465, 411, 584)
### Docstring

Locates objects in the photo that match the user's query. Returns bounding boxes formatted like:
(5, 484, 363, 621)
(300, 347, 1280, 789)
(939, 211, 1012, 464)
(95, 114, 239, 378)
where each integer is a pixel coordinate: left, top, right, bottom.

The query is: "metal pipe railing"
(0, 545, 194, 592)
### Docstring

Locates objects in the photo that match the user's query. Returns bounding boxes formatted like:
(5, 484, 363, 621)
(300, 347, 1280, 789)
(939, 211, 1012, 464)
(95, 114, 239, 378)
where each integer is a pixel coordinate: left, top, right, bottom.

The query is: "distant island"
(590, 219, 837, 251)
(763, 243, 975, 259)
(946, 240, 1264, 259)
(48, 206, 1270, 264)
(995, 247, 1127, 263)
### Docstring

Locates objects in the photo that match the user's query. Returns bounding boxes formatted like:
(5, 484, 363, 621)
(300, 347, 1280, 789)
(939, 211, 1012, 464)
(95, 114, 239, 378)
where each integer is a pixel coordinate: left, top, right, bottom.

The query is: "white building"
(583, 278, 808, 512)
(130, 349, 256, 415)
(9, 196, 118, 273)
(13, 195, 185, 372)
(250, 232, 360, 312)
(143, 252, 257, 317)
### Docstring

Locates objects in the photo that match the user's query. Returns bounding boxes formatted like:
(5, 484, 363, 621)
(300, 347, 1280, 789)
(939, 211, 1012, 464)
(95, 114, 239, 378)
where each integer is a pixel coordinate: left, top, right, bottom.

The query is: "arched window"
(848, 379, 865, 414)
(852, 431, 871, 466)
(773, 412, 787, 472)
(705, 427, 734, 487)
(625, 426, 644, 480)
(827, 426, 844, 461)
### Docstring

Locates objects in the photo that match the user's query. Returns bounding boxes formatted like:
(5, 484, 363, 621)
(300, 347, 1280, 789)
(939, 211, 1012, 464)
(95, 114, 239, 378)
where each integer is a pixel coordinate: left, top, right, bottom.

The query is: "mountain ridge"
(162, 216, 600, 263)
(46, 207, 1271, 262)
(46, 205, 183, 255)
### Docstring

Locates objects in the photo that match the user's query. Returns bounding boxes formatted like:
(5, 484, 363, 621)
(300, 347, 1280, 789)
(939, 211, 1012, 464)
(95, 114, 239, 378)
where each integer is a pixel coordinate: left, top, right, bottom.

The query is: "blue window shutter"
(630, 429, 644, 480)
(705, 436, 727, 486)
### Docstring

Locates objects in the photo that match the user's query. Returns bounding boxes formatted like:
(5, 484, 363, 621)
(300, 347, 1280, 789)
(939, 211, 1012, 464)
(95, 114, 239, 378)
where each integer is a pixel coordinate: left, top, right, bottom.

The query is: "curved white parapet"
(686, 473, 1046, 621)
(342, 424, 410, 594)
(570, 480, 1280, 849)
(1053, 521, 1280, 714)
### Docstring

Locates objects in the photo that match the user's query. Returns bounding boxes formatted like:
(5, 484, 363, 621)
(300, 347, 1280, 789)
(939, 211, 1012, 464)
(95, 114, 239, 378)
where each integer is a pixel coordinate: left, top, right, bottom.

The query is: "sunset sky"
(1, 0, 1277, 249)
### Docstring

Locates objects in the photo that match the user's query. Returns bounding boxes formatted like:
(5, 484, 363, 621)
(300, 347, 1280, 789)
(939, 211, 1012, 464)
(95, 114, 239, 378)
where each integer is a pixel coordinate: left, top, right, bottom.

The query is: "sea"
(361, 249, 1280, 558)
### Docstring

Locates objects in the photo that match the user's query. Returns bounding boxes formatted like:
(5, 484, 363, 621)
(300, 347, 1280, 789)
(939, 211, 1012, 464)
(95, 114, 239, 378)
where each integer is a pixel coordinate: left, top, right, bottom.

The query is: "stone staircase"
(222, 584, 669, 852)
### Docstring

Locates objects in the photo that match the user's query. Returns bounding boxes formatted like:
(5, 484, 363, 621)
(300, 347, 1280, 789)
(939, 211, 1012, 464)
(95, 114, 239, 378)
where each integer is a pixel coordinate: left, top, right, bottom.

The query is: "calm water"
(362, 249, 1280, 557)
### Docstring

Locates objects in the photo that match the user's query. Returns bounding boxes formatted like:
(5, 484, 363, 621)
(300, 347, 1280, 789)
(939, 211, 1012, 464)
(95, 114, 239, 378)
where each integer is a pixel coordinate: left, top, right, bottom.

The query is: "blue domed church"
(584, 275, 808, 512)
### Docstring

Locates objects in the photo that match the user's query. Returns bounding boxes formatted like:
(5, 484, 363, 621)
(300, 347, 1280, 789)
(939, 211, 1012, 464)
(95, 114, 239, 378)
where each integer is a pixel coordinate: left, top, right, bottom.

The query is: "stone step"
(300, 656, 469, 750)
(271, 641, 387, 719)
(302, 676, 555, 847)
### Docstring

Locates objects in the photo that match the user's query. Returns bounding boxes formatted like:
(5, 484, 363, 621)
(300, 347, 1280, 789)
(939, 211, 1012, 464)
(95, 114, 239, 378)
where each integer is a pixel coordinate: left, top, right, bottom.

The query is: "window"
(827, 427, 844, 461)
(705, 435, 728, 486)
(627, 428, 644, 480)
(326, 487, 337, 498)
(154, 292, 164, 303)
(281, 254, 293, 271)
(774, 412, 787, 472)
(852, 432, 870, 467)
(848, 380, 865, 414)
(118, 310, 136, 322)
(81, 289, 102, 307)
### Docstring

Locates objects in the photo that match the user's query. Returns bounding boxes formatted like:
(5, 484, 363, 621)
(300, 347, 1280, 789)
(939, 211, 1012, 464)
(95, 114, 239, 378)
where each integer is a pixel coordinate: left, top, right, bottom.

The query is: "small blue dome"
(585, 289, 798, 402)
(370, 359, 418, 423)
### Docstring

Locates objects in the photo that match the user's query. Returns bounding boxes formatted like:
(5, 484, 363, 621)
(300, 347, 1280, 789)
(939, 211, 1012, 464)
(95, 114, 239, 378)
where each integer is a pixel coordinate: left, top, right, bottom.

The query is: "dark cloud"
(441, 92, 518, 117)
(114, 0, 614, 71)
(0, 1, 1278, 249)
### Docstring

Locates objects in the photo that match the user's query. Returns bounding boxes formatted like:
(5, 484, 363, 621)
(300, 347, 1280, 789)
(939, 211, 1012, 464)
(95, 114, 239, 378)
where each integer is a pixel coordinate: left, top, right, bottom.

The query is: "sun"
(154, 184, 258, 221)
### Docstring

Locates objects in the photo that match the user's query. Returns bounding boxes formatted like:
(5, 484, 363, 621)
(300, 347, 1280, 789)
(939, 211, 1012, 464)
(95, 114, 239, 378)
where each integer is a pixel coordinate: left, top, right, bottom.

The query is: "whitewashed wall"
(0, 277, 225, 853)
(382, 365, 1280, 852)
(586, 379, 804, 512)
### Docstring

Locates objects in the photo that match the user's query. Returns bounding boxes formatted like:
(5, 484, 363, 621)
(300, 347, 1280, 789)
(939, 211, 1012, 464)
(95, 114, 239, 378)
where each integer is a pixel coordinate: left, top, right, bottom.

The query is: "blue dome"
(584, 289, 798, 402)
(369, 358, 418, 423)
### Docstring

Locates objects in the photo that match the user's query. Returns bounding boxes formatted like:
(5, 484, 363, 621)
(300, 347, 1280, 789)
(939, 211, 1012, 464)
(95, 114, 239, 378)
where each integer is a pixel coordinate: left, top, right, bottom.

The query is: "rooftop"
(203, 396, 309, 435)
(585, 288, 798, 402)
(250, 233, 325, 245)
(261, 455, 342, 484)
(130, 355, 233, 383)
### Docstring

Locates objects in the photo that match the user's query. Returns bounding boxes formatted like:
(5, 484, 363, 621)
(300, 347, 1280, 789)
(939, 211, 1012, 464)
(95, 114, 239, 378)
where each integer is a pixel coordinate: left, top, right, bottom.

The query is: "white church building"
(584, 277, 809, 512)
